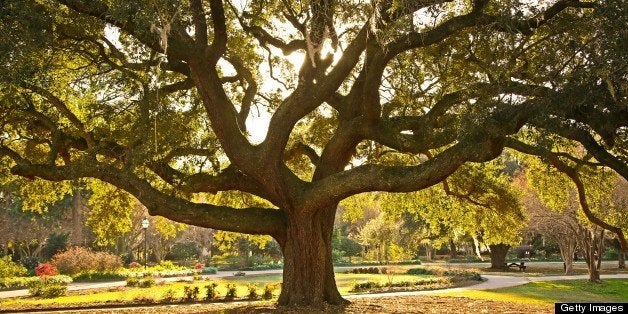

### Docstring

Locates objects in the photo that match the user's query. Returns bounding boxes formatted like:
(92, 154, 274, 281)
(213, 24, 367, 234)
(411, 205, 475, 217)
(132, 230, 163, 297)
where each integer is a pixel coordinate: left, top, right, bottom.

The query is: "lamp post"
(141, 217, 149, 270)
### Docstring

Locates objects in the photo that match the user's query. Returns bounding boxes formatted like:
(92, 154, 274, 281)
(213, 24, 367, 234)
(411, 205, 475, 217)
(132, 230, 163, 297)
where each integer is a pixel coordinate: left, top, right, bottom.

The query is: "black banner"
(555, 303, 627, 314)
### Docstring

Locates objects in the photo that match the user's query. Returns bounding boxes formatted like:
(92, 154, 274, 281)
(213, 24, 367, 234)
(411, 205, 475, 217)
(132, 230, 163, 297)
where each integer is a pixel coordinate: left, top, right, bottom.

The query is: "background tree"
(1, 0, 625, 306)
(521, 153, 626, 281)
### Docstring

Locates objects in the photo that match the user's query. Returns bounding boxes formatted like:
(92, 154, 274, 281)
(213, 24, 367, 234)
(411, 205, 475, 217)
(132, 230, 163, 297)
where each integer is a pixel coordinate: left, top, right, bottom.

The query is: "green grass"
(437, 279, 628, 304)
(0, 272, 437, 308)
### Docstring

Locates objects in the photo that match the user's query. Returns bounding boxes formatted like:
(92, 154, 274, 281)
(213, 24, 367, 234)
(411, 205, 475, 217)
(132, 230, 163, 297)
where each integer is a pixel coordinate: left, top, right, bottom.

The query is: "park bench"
(505, 262, 526, 271)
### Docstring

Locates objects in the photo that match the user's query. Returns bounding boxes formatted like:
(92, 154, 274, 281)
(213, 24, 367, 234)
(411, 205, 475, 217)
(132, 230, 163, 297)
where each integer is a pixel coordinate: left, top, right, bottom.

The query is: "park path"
(0, 268, 626, 300)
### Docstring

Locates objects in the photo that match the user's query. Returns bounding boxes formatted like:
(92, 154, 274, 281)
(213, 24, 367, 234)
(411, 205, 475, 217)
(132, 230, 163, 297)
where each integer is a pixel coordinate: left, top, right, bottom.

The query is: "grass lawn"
(437, 279, 628, 304)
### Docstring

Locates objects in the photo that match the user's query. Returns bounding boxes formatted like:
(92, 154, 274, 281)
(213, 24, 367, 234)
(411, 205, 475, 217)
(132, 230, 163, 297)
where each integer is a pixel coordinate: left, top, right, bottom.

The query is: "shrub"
(407, 267, 434, 275)
(0, 255, 27, 278)
(156, 260, 178, 270)
(128, 261, 141, 269)
(41, 232, 69, 261)
(194, 262, 204, 270)
(0, 275, 71, 290)
(352, 281, 381, 291)
(132, 295, 156, 303)
(19, 256, 40, 274)
(72, 272, 125, 281)
(183, 285, 200, 301)
(28, 277, 69, 298)
(52, 247, 122, 275)
(225, 283, 237, 300)
(239, 263, 283, 271)
(162, 288, 177, 302)
(28, 282, 67, 298)
(350, 267, 380, 274)
(126, 276, 139, 287)
(139, 276, 156, 288)
(201, 266, 217, 274)
(205, 282, 218, 300)
(246, 283, 258, 300)
(262, 283, 275, 300)
(35, 263, 58, 277)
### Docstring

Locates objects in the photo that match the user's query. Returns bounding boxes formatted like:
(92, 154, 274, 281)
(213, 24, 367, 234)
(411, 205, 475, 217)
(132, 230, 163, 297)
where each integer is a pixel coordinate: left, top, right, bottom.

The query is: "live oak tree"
(1, 0, 626, 305)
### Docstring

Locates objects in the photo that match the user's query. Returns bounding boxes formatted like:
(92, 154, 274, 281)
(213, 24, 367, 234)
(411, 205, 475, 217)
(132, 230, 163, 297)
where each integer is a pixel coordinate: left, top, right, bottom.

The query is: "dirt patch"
(57, 296, 551, 313)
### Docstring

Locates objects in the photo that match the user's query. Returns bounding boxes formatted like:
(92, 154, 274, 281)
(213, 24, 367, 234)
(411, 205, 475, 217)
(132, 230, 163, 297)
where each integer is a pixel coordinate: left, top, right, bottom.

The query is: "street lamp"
(141, 217, 149, 270)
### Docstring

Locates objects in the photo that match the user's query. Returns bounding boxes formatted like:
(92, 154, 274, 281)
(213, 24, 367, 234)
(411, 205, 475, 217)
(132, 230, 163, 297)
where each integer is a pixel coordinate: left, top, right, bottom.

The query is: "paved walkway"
(1, 269, 626, 300)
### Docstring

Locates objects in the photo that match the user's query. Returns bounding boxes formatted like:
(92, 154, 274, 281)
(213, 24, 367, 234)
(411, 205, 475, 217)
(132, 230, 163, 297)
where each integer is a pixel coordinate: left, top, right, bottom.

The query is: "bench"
(506, 262, 526, 271)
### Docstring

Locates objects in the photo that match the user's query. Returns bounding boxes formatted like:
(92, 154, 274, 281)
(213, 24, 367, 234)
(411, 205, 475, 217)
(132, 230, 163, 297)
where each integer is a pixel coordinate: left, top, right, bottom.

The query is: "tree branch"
(10, 162, 286, 238)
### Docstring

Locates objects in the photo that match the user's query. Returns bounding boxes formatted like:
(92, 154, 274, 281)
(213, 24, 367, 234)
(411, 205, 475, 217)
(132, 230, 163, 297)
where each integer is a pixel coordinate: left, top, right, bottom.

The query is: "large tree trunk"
(489, 244, 510, 269)
(278, 209, 346, 306)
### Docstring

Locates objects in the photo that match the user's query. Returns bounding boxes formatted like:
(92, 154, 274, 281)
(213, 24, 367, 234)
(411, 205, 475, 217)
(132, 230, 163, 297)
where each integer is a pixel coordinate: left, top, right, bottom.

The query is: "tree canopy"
(0, 0, 625, 306)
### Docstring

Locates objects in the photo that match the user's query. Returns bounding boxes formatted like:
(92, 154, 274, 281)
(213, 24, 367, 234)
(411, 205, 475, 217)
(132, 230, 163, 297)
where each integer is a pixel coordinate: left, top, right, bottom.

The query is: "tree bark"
(558, 236, 577, 275)
(489, 244, 510, 269)
(449, 239, 458, 259)
(277, 209, 347, 306)
(580, 228, 602, 283)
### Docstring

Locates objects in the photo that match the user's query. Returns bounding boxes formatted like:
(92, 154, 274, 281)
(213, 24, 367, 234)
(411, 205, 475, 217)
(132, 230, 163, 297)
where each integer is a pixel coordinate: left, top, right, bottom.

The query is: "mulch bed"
(35, 296, 551, 313)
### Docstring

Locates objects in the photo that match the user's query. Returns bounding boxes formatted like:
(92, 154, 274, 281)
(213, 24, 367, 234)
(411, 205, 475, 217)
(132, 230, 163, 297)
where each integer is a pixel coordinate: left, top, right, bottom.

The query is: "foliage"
(27, 276, 71, 298)
(18, 179, 72, 215)
(406, 268, 434, 275)
(28, 281, 67, 298)
(183, 285, 200, 301)
(126, 276, 156, 288)
(41, 232, 69, 261)
(162, 288, 178, 302)
(332, 232, 363, 260)
(263, 283, 276, 300)
(19, 257, 40, 274)
(85, 180, 135, 248)
(348, 267, 385, 274)
(0, 255, 27, 278)
(225, 283, 237, 300)
(165, 242, 200, 261)
(204, 282, 218, 300)
(72, 272, 125, 282)
(51, 247, 123, 275)
(0, 275, 72, 290)
(201, 266, 217, 274)
(125, 276, 139, 287)
(35, 263, 58, 277)
(351, 277, 448, 292)
(246, 283, 258, 299)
